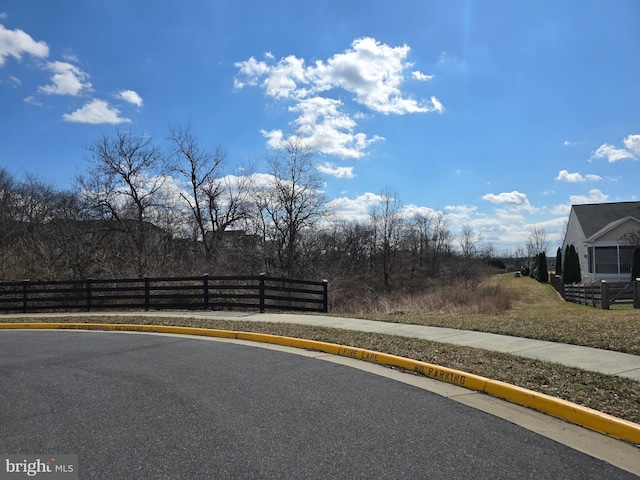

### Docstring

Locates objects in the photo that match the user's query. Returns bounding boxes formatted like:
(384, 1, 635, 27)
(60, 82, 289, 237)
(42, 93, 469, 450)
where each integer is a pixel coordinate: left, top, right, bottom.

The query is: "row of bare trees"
(1, 126, 510, 304)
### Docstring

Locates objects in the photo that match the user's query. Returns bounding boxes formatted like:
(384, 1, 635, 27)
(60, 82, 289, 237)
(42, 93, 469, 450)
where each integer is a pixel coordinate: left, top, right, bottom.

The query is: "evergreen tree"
(530, 253, 539, 279)
(538, 252, 549, 283)
(573, 245, 582, 282)
(562, 245, 572, 284)
(631, 245, 640, 281)
(563, 244, 581, 284)
(555, 247, 562, 276)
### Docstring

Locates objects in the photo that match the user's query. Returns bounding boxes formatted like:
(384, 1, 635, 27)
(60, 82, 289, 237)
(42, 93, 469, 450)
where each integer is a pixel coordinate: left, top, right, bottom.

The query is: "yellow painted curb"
(2, 322, 640, 445)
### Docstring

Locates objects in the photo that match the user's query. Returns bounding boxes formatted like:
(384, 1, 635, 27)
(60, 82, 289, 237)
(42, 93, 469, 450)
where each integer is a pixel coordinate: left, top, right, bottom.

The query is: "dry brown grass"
(348, 274, 640, 355)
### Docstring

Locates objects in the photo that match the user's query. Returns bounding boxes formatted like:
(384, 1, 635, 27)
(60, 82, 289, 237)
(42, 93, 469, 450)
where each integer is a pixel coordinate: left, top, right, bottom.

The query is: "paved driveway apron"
(0, 331, 636, 480)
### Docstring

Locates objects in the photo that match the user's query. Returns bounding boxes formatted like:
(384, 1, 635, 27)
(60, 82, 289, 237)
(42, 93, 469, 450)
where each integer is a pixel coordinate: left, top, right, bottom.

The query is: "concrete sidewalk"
(18, 310, 638, 381)
(208, 311, 640, 381)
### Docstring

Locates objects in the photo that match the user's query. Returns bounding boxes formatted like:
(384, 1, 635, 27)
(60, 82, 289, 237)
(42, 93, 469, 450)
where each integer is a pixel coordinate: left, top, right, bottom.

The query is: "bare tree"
(369, 187, 403, 287)
(526, 226, 549, 259)
(405, 212, 433, 270)
(258, 138, 327, 277)
(431, 211, 452, 270)
(78, 129, 167, 277)
(166, 123, 254, 272)
(458, 224, 478, 258)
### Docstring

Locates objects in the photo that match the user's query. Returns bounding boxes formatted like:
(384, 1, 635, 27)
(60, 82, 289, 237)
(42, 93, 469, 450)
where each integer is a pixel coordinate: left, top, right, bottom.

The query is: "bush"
(487, 258, 506, 270)
(555, 247, 562, 276)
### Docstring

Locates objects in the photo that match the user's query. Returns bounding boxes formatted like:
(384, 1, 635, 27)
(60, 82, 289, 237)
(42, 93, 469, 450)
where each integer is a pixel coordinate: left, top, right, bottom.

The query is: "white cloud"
(551, 204, 571, 215)
(317, 163, 355, 179)
(63, 99, 130, 124)
(233, 56, 270, 89)
(260, 129, 284, 149)
(264, 54, 307, 99)
(555, 170, 601, 182)
(592, 134, 639, 162)
(412, 71, 433, 81)
(39, 61, 92, 96)
(117, 89, 143, 107)
(289, 96, 383, 158)
(23, 95, 42, 106)
(235, 37, 440, 158)
(481, 191, 534, 212)
(401, 204, 440, 219)
(624, 134, 640, 156)
(429, 96, 444, 113)
(563, 140, 574, 146)
(4, 74, 20, 87)
(444, 204, 477, 218)
(569, 188, 608, 204)
(0, 24, 49, 66)
(327, 192, 383, 221)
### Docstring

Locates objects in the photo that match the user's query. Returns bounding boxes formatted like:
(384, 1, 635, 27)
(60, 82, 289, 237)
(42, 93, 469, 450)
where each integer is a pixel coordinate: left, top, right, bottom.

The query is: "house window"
(594, 246, 618, 274)
(593, 245, 635, 275)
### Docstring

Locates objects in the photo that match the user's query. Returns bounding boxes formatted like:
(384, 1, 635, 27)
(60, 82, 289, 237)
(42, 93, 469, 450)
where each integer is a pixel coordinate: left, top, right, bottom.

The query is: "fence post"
(22, 280, 29, 314)
(86, 278, 92, 312)
(203, 274, 209, 311)
(634, 279, 639, 309)
(259, 273, 266, 313)
(322, 279, 329, 313)
(144, 277, 150, 311)
(601, 281, 609, 309)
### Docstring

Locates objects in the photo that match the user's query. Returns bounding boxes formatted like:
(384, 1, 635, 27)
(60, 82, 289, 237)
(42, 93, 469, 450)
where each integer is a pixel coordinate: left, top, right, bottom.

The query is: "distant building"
(562, 201, 640, 283)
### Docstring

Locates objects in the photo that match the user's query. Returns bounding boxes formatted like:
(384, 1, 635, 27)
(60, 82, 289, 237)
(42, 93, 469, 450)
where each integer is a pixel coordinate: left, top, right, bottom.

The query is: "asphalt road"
(0, 331, 636, 480)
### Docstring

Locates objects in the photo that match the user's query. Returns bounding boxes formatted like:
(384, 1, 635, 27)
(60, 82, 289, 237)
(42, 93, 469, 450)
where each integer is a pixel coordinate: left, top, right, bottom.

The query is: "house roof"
(572, 201, 640, 238)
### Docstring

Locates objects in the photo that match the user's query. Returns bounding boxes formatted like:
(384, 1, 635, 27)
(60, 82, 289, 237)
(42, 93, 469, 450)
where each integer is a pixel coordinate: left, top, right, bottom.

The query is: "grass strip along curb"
(3, 322, 640, 445)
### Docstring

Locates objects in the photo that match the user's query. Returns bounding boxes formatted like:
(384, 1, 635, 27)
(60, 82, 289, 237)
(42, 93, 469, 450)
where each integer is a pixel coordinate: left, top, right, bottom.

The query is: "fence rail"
(561, 280, 639, 309)
(0, 274, 329, 315)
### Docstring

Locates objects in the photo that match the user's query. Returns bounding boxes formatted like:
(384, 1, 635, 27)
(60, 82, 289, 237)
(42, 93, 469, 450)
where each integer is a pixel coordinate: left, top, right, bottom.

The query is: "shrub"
(487, 258, 506, 270)
(555, 247, 562, 276)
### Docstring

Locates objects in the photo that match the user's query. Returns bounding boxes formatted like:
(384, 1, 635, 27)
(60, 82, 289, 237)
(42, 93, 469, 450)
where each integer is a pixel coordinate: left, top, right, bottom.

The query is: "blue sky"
(1, 1, 639, 254)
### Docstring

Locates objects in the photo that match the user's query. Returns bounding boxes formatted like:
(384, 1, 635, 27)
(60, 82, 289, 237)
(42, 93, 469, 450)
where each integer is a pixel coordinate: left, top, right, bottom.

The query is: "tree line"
(1, 126, 517, 308)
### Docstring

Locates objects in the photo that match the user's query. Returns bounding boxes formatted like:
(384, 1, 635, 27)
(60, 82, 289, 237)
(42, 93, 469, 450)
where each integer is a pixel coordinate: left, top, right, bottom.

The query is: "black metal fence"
(0, 274, 329, 314)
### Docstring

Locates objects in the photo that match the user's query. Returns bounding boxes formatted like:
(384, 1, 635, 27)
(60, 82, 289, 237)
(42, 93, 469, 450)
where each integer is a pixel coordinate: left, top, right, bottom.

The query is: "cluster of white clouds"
(555, 170, 601, 183)
(592, 134, 640, 162)
(0, 20, 141, 124)
(235, 37, 442, 170)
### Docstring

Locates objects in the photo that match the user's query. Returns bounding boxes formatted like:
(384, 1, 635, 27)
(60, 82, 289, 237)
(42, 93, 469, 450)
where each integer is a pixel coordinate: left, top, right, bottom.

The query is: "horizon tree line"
(1, 126, 550, 300)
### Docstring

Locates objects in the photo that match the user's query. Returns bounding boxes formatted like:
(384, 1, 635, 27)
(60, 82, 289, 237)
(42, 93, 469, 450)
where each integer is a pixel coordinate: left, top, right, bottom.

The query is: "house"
(562, 201, 640, 283)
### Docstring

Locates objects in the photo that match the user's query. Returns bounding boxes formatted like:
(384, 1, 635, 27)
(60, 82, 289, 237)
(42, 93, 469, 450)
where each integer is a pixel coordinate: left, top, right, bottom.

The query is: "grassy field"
(2, 275, 639, 424)
(356, 274, 640, 355)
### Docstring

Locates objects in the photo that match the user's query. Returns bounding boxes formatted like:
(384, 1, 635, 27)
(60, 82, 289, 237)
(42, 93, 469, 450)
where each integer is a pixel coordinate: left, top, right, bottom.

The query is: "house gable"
(585, 216, 640, 245)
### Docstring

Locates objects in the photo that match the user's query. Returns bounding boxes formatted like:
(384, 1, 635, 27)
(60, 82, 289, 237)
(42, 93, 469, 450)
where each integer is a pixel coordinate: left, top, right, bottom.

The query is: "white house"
(562, 201, 640, 283)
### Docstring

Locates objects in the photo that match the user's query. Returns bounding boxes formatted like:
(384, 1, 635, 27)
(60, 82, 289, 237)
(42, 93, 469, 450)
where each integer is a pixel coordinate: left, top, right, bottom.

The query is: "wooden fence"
(0, 274, 329, 315)
(561, 280, 639, 309)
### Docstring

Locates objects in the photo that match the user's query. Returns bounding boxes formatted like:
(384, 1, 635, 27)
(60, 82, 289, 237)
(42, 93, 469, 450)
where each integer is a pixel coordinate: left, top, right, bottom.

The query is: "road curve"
(0, 330, 638, 479)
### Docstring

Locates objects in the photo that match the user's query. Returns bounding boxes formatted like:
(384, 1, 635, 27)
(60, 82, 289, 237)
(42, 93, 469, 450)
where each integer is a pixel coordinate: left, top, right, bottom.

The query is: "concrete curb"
(2, 322, 640, 445)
